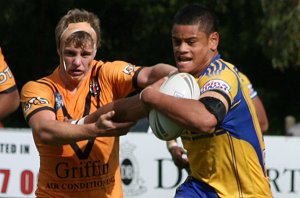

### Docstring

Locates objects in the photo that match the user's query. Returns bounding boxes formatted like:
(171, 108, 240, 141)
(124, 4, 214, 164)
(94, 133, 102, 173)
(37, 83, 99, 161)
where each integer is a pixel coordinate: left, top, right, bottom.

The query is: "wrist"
(71, 116, 86, 125)
(140, 87, 151, 102)
(167, 141, 178, 152)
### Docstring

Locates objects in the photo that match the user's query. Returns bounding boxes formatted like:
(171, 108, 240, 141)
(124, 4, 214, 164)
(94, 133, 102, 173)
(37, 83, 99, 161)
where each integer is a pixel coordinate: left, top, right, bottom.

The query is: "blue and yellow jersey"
(21, 60, 142, 198)
(181, 55, 272, 197)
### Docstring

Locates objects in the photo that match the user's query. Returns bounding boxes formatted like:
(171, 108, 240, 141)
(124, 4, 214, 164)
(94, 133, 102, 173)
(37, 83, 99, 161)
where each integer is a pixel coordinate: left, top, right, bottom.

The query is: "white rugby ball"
(149, 72, 200, 141)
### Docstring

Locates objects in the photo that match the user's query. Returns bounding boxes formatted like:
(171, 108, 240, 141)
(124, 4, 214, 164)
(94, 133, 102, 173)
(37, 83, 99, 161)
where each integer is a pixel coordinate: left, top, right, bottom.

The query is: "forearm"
(33, 119, 97, 145)
(138, 64, 176, 88)
(149, 63, 176, 82)
(85, 94, 147, 124)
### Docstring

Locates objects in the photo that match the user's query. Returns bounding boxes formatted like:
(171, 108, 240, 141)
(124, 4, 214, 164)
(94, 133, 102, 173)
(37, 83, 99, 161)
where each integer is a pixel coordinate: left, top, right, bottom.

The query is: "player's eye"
(172, 38, 181, 46)
(186, 39, 197, 46)
(64, 50, 76, 57)
(81, 52, 92, 57)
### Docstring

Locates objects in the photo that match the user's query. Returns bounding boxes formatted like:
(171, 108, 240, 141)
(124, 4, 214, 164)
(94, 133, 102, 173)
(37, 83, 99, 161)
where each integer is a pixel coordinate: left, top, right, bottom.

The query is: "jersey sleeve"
(199, 63, 239, 107)
(21, 81, 55, 123)
(0, 48, 17, 93)
(98, 61, 142, 99)
(239, 72, 257, 99)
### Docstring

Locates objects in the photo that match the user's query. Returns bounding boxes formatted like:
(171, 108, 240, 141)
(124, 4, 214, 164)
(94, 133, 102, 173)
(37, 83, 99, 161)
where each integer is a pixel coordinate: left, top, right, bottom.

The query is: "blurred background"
(0, 0, 299, 135)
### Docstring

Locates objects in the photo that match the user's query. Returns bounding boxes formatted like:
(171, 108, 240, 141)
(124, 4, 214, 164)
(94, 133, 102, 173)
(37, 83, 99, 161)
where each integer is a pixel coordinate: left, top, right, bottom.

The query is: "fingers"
(95, 110, 135, 136)
(170, 146, 190, 169)
(154, 76, 167, 88)
(63, 116, 70, 122)
(168, 70, 178, 77)
(113, 121, 135, 130)
(98, 122, 134, 137)
(96, 111, 115, 129)
(101, 110, 115, 121)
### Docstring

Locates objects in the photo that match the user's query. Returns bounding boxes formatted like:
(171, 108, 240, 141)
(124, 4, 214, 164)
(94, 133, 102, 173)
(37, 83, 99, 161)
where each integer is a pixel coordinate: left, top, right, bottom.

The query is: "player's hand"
(151, 76, 167, 90)
(168, 70, 178, 77)
(169, 145, 190, 170)
(95, 111, 135, 136)
(140, 76, 167, 106)
(141, 76, 167, 95)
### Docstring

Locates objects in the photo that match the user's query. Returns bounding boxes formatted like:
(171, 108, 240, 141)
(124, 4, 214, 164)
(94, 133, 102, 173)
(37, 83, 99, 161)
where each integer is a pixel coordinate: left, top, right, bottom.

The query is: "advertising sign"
(0, 129, 300, 197)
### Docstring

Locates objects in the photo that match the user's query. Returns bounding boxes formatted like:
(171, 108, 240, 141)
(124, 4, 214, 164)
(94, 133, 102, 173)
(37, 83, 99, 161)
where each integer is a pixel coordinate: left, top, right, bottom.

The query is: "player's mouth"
(69, 69, 84, 76)
(176, 56, 192, 67)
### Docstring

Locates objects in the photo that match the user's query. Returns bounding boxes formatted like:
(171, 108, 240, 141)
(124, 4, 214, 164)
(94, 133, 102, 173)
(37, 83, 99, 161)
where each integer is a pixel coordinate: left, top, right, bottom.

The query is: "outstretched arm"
(85, 63, 176, 124)
(29, 109, 135, 145)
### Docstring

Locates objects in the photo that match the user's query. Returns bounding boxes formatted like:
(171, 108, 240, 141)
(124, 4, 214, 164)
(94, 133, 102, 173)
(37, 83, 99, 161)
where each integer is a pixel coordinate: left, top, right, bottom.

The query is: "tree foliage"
(258, 0, 300, 70)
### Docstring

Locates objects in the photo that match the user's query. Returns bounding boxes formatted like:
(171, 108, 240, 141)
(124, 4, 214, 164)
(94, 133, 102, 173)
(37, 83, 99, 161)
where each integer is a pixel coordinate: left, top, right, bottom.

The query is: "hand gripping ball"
(149, 72, 200, 141)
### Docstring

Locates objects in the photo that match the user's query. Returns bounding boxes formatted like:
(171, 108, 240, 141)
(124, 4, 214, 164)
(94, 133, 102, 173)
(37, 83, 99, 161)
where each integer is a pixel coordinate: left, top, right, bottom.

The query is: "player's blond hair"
(55, 9, 101, 49)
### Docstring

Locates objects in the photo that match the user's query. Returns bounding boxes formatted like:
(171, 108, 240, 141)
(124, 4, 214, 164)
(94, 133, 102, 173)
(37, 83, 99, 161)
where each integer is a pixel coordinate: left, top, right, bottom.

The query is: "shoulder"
(0, 49, 8, 71)
(199, 58, 241, 102)
(21, 79, 54, 97)
(200, 58, 238, 84)
(99, 60, 139, 77)
(101, 60, 135, 70)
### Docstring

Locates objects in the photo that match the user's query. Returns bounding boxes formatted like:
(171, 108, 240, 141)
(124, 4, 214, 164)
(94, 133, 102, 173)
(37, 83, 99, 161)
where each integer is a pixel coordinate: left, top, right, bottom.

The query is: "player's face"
(172, 24, 218, 77)
(61, 42, 95, 85)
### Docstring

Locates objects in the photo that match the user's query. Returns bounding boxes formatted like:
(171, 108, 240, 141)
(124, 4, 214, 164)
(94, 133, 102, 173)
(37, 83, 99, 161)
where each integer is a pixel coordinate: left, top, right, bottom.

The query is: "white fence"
(0, 128, 299, 198)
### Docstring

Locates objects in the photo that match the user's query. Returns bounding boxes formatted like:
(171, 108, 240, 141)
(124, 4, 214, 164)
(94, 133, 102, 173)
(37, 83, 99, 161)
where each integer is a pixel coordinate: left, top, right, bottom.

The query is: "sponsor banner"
(120, 134, 188, 197)
(0, 129, 38, 196)
(0, 129, 300, 197)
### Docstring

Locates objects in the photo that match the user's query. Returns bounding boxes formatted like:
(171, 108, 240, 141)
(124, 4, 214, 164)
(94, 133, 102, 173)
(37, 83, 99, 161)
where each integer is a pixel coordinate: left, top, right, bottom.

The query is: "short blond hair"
(55, 9, 101, 49)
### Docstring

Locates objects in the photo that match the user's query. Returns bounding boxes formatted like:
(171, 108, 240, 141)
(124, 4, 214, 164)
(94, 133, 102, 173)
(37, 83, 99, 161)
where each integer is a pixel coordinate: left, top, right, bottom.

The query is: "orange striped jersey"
(181, 54, 272, 197)
(0, 48, 17, 93)
(21, 60, 142, 198)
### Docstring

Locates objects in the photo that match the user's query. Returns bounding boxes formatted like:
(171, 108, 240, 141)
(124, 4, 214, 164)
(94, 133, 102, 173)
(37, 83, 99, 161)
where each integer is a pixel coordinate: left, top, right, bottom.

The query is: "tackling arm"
(29, 109, 134, 145)
(85, 63, 176, 124)
(85, 94, 148, 124)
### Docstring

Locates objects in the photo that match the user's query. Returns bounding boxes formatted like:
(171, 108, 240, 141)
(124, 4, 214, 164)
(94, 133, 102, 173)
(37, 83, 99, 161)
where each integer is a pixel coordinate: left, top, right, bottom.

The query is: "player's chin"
(176, 62, 192, 73)
(69, 75, 84, 83)
(69, 70, 85, 77)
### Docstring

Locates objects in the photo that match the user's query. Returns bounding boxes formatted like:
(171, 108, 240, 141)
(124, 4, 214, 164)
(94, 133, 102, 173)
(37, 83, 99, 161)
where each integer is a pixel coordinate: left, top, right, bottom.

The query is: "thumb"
(101, 110, 115, 120)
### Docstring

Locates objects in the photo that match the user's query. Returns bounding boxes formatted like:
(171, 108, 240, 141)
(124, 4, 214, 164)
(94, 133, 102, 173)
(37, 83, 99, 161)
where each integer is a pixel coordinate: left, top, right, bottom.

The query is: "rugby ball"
(149, 72, 200, 141)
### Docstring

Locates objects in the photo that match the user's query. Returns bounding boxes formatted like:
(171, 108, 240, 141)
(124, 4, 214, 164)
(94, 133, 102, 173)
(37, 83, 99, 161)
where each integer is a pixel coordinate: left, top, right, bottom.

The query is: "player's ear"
(209, 32, 219, 51)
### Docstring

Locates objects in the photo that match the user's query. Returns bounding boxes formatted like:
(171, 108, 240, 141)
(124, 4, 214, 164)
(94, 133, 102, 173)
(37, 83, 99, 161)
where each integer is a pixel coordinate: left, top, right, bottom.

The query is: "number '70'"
(0, 169, 34, 194)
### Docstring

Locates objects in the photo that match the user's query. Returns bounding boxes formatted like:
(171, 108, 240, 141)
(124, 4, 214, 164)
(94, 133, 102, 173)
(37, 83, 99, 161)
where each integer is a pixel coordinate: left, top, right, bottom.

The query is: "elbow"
(33, 124, 57, 145)
(260, 121, 269, 133)
(36, 130, 55, 144)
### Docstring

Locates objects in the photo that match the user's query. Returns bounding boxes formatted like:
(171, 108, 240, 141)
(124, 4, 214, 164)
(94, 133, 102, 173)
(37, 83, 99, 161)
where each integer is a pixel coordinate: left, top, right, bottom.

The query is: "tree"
(258, 0, 300, 70)
(0, 0, 298, 134)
